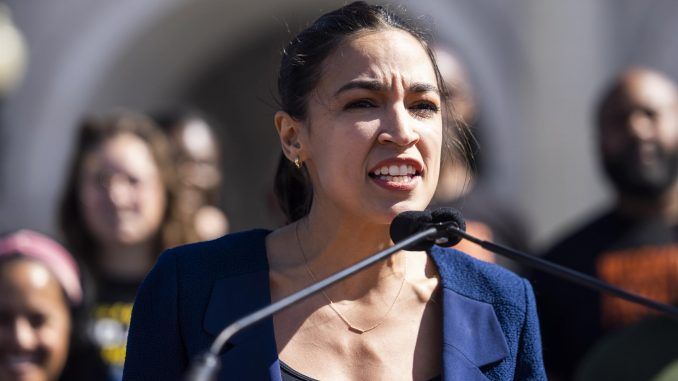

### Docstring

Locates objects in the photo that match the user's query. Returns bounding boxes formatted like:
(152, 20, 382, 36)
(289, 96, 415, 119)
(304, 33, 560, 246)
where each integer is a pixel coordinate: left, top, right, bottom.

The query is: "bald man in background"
(534, 68, 678, 380)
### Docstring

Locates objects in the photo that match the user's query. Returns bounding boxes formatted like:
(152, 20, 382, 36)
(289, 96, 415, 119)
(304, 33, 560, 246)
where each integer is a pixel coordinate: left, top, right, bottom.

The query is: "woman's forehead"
(318, 29, 438, 93)
(0, 258, 56, 292)
(82, 133, 159, 175)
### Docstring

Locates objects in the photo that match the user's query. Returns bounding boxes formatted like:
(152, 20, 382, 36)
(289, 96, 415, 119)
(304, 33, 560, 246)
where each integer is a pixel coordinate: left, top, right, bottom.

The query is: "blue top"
(123, 229, 545, 381)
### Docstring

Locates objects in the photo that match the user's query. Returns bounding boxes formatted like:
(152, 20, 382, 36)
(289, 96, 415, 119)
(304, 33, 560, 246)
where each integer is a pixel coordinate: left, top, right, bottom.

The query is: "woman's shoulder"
(157, 228, 273, 279)
(430, 245, 532, 311)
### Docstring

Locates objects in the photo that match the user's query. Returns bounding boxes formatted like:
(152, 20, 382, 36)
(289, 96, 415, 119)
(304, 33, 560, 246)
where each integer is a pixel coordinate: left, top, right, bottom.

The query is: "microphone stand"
(185, 226, 439, 381)
(442, 223, 678, 317)
(186, 218, 678, 380)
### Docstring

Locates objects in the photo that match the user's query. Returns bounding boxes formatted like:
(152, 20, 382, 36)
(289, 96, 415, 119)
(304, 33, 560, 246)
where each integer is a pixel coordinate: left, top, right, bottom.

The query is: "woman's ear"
(275, 111, 304, 161)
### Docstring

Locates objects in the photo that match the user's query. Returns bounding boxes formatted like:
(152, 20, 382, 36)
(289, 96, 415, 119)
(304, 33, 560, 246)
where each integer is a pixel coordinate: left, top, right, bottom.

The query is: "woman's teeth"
(371, 164, 417, 182)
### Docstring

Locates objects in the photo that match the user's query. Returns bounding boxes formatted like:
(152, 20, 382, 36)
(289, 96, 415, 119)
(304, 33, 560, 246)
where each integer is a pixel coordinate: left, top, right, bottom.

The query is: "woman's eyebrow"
(335, 79, 383, 96)
(410, 82, 440, 95)
(334, 80, 439, 96)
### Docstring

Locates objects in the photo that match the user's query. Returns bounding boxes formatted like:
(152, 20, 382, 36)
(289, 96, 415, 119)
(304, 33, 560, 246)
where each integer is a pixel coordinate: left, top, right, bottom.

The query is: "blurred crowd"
(1, 110, 229, 381)
(1, 3, 677, 381)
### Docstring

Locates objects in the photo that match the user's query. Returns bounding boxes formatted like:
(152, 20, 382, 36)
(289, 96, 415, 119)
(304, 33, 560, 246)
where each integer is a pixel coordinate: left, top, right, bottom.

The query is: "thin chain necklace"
(295, 221, 407, 334)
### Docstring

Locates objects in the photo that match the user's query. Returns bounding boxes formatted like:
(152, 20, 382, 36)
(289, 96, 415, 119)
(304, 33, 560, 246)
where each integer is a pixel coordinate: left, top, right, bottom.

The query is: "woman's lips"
(370, 174, 420, 191)
(0, 353, 43, 377)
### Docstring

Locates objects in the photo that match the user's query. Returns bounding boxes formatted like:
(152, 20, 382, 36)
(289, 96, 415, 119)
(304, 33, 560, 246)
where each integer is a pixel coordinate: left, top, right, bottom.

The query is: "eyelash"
(343, 100, 440, 115)
(411, 102, 439, 113)
(344, 99, 376, 109)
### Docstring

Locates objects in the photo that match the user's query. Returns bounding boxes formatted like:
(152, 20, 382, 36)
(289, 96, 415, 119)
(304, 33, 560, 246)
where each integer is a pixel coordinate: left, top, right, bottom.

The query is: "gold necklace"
(295, 221, 407, 334)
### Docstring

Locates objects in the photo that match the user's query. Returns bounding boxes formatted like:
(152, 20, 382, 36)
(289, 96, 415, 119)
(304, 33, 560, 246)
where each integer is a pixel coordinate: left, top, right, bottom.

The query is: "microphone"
(390, 207, 466, 250)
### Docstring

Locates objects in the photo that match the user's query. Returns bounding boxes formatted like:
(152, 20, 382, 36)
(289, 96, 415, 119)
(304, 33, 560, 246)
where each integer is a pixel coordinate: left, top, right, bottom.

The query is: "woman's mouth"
(0, 353, 44, 376)
(368, 161, 422, 190)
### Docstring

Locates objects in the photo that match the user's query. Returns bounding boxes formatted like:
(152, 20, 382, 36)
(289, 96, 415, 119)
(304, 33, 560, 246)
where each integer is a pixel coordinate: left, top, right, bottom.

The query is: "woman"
(124, 2, 545, 380)
(0, 230, 92, 381)
(59, 111, 190, 380)
(154, 111, 230, 242)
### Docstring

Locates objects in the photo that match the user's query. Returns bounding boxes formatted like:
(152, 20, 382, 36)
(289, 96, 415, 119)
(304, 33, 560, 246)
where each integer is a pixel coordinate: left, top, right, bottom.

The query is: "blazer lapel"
(440, 288, 509, 381)
(203, 270, 282, 381)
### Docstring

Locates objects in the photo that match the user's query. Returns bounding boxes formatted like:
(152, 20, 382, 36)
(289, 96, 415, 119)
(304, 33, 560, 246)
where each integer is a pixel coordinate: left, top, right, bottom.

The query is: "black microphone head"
(430, 207, 466, 247)
(389, 210, 434, 251)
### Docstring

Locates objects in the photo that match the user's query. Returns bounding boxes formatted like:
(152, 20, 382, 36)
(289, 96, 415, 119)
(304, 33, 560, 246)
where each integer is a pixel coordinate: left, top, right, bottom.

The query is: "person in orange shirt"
(535, 67, 678, 380)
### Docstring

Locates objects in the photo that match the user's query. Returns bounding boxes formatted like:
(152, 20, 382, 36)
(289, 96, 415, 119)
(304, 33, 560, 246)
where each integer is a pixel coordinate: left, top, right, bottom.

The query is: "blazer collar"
(431, 248, 510, 381)
(203, 270, 282, 381)
(202, 245, 509, 381)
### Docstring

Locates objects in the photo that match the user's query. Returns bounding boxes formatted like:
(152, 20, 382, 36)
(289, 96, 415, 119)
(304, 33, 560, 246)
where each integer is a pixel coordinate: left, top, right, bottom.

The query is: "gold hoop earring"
(294, 157, 303, 169)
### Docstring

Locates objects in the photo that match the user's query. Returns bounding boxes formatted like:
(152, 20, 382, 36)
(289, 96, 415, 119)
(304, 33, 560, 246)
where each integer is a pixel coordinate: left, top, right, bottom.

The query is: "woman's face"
(78, 133, 167, 248)
(0, 260, 71, 381)
(172, 119, 221, 192)
(296, 29, 443, 225)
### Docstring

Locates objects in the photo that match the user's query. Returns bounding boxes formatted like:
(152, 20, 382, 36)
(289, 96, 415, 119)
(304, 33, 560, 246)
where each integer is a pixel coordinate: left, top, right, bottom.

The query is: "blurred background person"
(0, 229, 105, 381)
(154, 111, 229, 242)
(429, 44, 530, 266)
(534, 67, 678, 380)
(58, 111, 191, 381)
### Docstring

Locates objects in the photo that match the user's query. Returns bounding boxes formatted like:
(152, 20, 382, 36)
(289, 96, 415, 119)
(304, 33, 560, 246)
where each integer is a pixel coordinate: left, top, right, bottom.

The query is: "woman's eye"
(28, 313, 47, 328)
(127, 176, 141, 186)
(410, 102, 440, 117)
(344, 99, 376, 110)
(96, 173, 113, 188)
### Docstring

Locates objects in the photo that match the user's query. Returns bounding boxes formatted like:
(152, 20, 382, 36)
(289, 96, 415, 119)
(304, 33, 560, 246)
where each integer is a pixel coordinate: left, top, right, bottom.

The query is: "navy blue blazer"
(123, 230, 545, 380)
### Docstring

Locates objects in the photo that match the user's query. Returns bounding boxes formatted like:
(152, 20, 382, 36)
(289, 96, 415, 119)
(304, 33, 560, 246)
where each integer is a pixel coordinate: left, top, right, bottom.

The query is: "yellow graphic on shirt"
(92, 302, 133, 367)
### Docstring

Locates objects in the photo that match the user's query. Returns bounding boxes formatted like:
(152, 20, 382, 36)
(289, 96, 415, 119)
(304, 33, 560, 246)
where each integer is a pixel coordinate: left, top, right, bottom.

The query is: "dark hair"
(59, 111, 190, 274)
(274, 1, 467, 223)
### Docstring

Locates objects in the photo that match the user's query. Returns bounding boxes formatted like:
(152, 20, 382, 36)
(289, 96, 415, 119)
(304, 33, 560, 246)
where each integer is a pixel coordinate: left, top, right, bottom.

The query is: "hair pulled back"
(275, 1, 461, 223)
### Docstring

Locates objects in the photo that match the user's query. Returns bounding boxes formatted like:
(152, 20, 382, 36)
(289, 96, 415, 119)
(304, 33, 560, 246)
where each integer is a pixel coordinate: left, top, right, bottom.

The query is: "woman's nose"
(377, 105, 420, 147)
(106, 177, 134, 206)
(10, 318, 39, 351)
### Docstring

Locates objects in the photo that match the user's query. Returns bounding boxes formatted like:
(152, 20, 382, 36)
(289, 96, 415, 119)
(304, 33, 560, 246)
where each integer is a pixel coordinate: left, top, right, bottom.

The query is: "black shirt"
(88, 276, 141, 381)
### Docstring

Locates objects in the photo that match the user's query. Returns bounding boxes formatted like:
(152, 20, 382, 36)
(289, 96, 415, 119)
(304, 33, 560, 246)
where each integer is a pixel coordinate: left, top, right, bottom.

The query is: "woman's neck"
(292, 208, 408, 301)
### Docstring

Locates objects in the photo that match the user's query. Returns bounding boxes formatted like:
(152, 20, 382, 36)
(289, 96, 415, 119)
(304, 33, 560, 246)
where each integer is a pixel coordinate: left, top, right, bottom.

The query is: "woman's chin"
(110, 229, 153, 247)
(367, 201, 428, 227)
(390, 200, 429, 216)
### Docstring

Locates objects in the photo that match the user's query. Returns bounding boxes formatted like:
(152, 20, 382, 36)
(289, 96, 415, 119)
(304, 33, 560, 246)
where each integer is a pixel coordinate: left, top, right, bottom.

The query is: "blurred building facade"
(2, 0, 678, 250)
